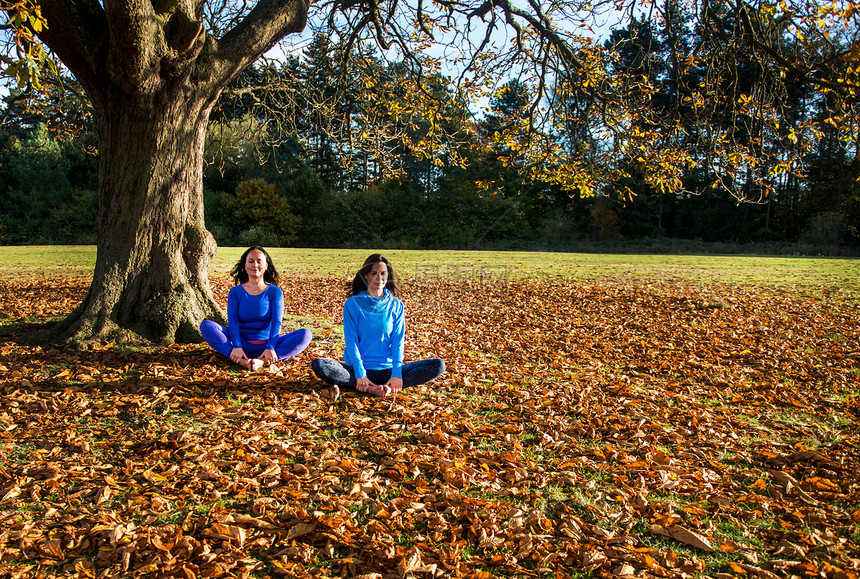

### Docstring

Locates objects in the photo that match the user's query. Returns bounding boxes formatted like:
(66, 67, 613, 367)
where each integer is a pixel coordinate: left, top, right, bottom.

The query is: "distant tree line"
(2, 28, 858, 250)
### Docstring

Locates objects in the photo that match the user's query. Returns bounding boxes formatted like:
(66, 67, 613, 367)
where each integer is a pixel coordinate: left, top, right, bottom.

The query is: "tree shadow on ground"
(0, 335, 326, 399)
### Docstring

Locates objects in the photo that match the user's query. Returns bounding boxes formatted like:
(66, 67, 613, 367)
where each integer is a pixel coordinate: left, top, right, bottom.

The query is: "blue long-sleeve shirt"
(226, 284, 284, 351)
(343, 290, 405, 378)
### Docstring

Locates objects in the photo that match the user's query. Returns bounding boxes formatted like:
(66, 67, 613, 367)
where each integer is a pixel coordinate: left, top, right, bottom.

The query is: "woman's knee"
(199, 319, 217, 333)
(311, 357, 337, 377)
(199, 320, 226, 342)
(418, 358, 445, 376)
(294, 327, 313, 347)
(311, 357, 325, 374)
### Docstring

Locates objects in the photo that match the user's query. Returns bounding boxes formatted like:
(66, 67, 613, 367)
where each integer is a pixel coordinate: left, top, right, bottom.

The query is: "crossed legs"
(311, 358, 445, 396)
(200, 321, 312, 369)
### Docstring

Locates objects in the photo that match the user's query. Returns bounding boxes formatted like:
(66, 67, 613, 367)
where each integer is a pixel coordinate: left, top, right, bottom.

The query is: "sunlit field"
(0, 247, 857, 578)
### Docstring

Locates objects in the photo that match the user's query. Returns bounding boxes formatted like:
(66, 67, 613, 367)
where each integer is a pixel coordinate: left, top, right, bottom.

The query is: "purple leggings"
(200, 320, 312, 361)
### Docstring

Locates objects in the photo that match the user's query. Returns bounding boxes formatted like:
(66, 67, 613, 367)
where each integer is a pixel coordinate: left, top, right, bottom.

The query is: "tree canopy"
(1, 0, 858, 343)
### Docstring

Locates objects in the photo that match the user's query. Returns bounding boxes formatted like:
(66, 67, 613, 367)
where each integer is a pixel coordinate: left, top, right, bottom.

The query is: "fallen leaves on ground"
(1, 274, 858, 578)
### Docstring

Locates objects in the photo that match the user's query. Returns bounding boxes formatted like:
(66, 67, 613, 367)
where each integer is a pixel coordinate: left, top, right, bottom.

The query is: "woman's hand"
(355, 376, 375, 393)
(230, 347, 247, 364)
(385, 376, 403, 395)
(260, 349, 277, 365)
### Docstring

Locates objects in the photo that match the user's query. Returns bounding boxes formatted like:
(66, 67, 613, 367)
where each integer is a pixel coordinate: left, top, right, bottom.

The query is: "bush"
(0, 125, 98, 244)
(751, 227, 784, 242)
(44, 188, 98, 244)
(590, 197, 623, 240)
(208, 224, 236, 246)
(800, 212, 844, 246)
(238, 226, 282, 247)
(224, 179, 301, 245)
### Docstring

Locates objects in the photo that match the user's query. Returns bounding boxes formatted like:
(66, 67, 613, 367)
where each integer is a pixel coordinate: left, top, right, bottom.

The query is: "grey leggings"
(311, 357, 445, 390)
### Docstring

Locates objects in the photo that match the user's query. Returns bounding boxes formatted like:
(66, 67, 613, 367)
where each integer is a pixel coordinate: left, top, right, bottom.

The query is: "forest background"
(2, 21, 858, 254)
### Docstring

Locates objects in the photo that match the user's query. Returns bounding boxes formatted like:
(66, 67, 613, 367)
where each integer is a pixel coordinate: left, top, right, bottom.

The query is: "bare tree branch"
(27, 0, 107, 91)
(214, 0, 309, 84)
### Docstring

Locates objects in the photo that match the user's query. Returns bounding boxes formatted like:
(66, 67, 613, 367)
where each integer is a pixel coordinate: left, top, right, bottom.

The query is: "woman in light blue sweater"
(312, 254, 445, 397)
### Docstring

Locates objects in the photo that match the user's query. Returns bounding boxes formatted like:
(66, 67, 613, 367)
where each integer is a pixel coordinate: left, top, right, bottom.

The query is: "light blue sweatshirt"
(343, 290, 405, 378)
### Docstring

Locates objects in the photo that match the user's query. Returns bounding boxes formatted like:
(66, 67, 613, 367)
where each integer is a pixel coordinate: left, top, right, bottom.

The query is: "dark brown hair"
(230, 246, 280, 286)
(350, 253, 400, 296)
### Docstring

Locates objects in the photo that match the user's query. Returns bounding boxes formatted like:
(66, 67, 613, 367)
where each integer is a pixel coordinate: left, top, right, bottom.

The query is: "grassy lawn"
(0, 245, 857, 578)
(2, 245, 859, 293)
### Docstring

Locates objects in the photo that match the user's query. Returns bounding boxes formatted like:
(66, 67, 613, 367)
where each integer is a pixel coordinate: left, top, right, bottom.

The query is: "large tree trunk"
(52, 84, 223, 344)
(29, 0, 309, 344)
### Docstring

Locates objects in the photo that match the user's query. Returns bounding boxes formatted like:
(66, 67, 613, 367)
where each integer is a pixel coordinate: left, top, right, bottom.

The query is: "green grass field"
(2, 245, 858, 292)
(1, 244, 858, 578)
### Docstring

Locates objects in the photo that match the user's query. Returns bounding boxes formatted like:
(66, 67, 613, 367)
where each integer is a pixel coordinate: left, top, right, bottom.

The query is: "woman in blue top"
(200, 246, 312, 371)
(312, 254, 445, 397)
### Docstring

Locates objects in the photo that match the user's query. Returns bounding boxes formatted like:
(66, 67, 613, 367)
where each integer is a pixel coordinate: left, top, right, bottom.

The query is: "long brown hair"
(230, 246, 280, 286)
(350, 253, 400, 296)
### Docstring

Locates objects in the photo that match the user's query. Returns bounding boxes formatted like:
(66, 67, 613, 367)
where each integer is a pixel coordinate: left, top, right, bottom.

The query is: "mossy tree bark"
(54, 87, 220, 343)
(33, 0, 308, 344)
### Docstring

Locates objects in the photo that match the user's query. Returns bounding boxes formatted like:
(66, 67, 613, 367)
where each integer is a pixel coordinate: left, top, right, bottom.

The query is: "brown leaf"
(737, 563, 781, 579)
(222, 513, 281, 530)
(0, 485, 21, 503)
(651, 525, 714, 552)
(36, 539, 64, 559)
(398, 546, 423, 577)
(581, 549, 608, 572)
(229, 525, 246, 547)
(285, 522, 317, 540)
(2, 273, 858, 579)
(74, 559, 96, 578)
(95, 485, 111, 505)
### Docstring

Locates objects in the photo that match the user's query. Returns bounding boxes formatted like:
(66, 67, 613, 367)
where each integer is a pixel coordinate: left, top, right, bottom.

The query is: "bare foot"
(364, 383, 388, 397)
(248, 359, 264, 371)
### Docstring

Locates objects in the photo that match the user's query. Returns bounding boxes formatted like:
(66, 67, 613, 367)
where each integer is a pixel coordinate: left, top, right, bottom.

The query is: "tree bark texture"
(33, 0, 308, 343)
(56, 87, 219, 343)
